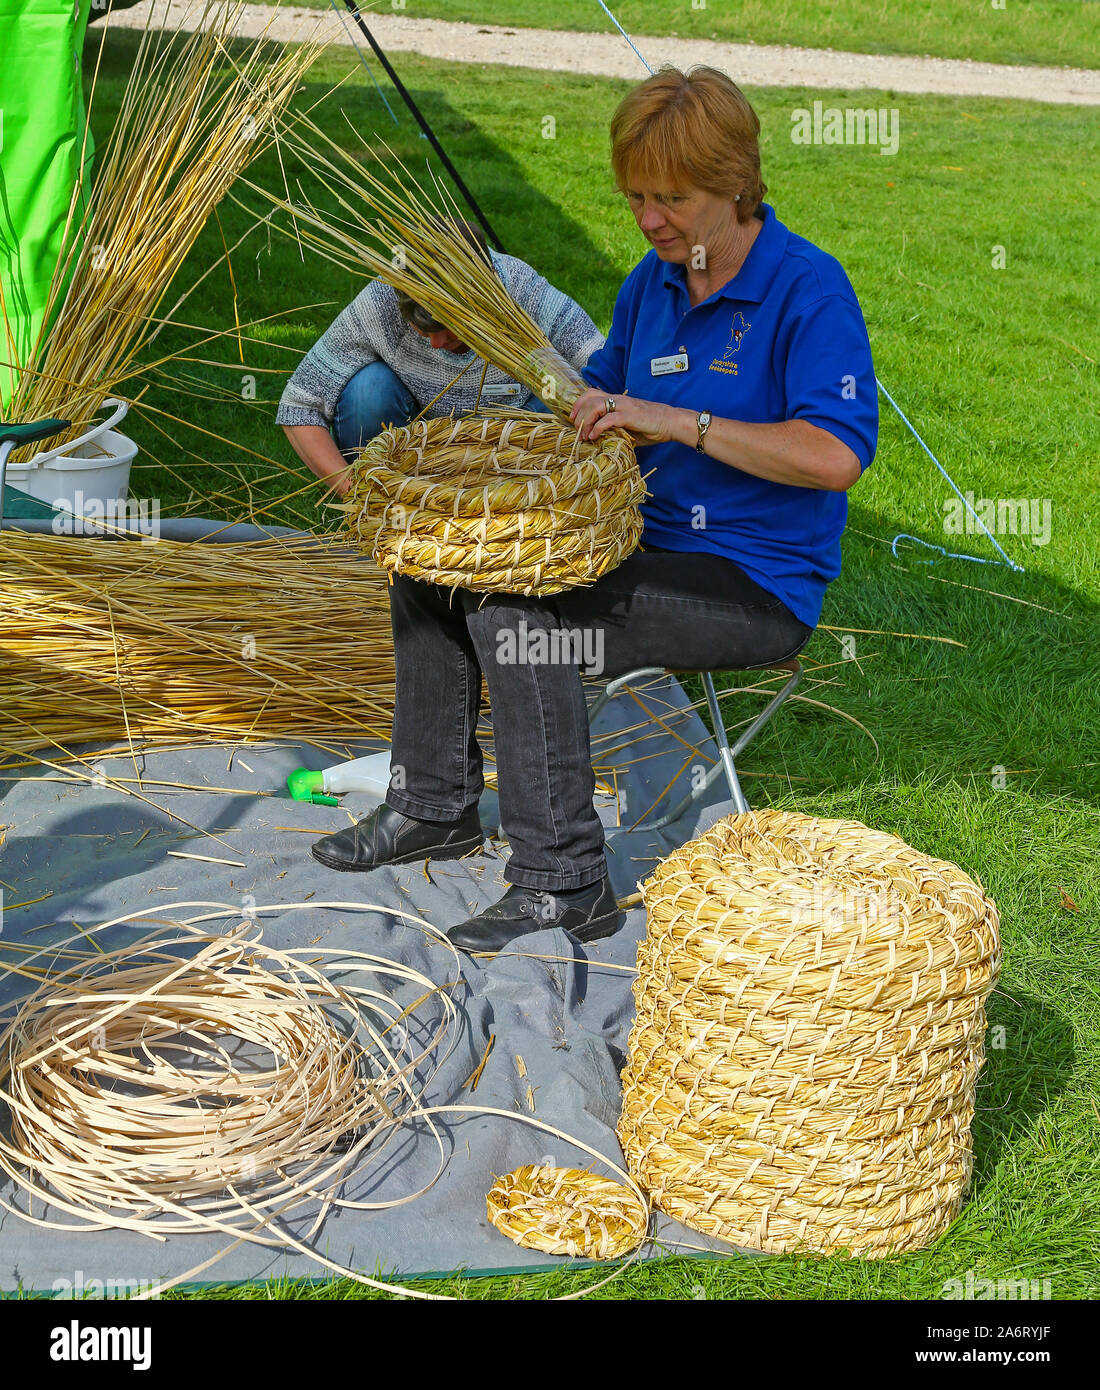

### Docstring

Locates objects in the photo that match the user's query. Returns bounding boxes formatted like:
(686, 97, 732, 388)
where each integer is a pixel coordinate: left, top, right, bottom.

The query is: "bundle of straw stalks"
(243, 111, 596, 419)
(0, 529, 661, 785)
(345, 410, 646, 594)
(2, 0, 327, 458)
(0, 530, 399, 764)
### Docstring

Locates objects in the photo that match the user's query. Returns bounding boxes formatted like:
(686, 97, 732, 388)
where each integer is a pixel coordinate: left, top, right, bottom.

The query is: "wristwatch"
(695, 410, 712, 453)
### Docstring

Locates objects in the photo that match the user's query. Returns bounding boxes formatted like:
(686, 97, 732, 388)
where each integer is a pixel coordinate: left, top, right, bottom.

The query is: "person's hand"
(569, 389, 676, 445)
(282, 424, 356, 500)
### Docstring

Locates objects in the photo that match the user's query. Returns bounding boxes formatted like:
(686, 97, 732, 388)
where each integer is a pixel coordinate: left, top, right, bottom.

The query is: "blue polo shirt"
(580, 203, 877, 628)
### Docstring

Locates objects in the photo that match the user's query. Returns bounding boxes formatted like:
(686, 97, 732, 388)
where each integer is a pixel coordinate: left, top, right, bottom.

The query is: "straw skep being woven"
(486, 1165, 649, 1260)
(618, 809, 1002, 1258)
(344, 410, 647, 595)
(249, 108, 651, 595)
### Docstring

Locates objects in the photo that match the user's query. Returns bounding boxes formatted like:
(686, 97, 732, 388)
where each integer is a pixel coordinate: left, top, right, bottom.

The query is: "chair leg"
(727, 664, 804, 759)
(703, 671, 750, 815)
(589, 664, 803, 833)
(586, 666, 666, 727)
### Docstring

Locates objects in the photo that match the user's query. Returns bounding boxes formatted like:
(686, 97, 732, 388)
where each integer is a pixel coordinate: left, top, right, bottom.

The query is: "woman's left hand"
(570, 388, 676, 444)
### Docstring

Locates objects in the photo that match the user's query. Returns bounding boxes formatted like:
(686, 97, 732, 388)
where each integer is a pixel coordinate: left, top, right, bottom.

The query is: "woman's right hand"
(569, 388, 623, 442)
(570, 387, 674, 445)
(282, 424, 354, 498)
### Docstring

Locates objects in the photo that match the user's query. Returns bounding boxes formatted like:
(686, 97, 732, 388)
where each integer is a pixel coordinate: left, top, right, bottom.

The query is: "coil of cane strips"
(486, 1165, 649, 1259)
(344, 411, 647, 595)
(0, 919, 452, 1239)
(618, 809, 1002, 1258)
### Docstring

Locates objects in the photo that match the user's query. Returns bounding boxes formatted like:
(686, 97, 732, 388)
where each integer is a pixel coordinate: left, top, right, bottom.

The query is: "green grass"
(289, 0, 1100, 69)
(77, 30, 1100, 1299)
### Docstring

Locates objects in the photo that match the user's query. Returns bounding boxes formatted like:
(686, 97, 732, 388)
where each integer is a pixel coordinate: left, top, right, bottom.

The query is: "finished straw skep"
(618, 809, 1002, 1258)
(486, 1165, 649, 1260)
(343, 411, 647, 595)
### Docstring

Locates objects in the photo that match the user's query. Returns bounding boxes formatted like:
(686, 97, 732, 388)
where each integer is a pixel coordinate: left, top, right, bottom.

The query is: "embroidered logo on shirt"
(708, 311, 752, 376)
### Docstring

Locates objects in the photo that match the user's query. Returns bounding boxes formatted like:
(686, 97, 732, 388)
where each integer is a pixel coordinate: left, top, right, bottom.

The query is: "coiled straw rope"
(486, 1165, 648, 1260)
(343, 411, 647, 595)
(0, 903, 650, 1298)
(618, 809, 1002, 1258)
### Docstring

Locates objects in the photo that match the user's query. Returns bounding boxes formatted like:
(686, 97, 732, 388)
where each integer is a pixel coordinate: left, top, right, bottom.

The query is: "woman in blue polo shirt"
(311, 65, 877, 956)
(571, 65, 878, 636)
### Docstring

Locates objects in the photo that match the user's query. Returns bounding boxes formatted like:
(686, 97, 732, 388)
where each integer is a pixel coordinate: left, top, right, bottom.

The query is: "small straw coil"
(486, 1165, 649, 1259)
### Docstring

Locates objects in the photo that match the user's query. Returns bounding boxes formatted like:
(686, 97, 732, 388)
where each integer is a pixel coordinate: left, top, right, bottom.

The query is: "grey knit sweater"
(275, 250, 604, 428)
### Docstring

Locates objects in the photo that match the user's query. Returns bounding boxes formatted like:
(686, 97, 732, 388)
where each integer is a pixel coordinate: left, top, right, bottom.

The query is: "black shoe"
(311, 801, 484, 872)
(447, 874, 624, 954)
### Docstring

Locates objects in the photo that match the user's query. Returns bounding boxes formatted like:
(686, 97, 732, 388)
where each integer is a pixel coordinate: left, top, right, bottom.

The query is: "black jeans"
(384, 547, 813, 892)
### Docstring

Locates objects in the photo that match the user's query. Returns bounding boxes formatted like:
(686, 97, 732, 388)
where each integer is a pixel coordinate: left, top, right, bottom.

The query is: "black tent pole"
(340, 3, 507, 253)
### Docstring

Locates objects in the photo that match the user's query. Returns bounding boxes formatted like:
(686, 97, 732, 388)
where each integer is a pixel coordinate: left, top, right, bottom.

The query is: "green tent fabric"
(0, 0, 95, 416)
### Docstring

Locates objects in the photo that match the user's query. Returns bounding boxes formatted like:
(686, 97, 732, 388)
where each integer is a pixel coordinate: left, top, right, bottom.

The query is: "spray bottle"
(286, 751, 393, 806)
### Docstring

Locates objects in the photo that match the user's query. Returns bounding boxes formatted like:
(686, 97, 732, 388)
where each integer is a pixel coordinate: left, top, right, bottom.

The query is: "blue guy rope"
(594, 0, 655, 74)
(876, 378, 1024, 572)
(327, 0, 400, 125)
(594, 0, 1021, 574)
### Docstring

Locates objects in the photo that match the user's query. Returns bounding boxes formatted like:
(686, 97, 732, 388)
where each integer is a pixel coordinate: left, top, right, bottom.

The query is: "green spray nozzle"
(287, 767, 339, 806)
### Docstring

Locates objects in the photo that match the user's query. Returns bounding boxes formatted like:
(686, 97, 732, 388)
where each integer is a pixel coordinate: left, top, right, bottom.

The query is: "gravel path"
(96, 2, 1100, 105)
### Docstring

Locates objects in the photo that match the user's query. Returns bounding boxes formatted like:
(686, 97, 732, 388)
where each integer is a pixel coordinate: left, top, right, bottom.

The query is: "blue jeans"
(384, 550, 814, 892)
(332, 360, 551, 454)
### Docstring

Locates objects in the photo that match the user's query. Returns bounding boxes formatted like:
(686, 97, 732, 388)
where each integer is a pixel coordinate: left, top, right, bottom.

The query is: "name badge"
(651, 352, 689, 377)
(480, 383, 524, 399)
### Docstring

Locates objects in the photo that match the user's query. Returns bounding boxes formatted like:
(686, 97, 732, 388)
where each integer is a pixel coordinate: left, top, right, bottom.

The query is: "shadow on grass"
(973, 986, 1077, 1193)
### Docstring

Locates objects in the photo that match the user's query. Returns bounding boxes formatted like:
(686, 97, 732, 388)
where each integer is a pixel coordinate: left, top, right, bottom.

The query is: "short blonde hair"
(609, 65, 767, 222)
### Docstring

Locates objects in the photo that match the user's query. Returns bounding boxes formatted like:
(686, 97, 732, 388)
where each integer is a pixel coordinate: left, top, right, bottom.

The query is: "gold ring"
(605, 397, 616, 413)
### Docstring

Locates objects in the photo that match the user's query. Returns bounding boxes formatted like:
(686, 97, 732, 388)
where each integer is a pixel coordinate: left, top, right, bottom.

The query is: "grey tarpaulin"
(0, 674, 760, 1292)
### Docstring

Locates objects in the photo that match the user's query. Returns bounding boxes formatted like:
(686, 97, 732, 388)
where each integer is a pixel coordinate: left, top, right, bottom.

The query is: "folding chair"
(587, 659, 803, 830)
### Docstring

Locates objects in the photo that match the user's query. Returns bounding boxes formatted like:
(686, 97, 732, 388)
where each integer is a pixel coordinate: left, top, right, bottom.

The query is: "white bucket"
(4, 400, 137, 514)
(6, 428, 138, 512)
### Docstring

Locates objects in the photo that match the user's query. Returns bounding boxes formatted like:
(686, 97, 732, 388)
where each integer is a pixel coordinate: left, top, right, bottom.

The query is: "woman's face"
(624, 178, 740, 264)
(411, 323, 469, 355)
